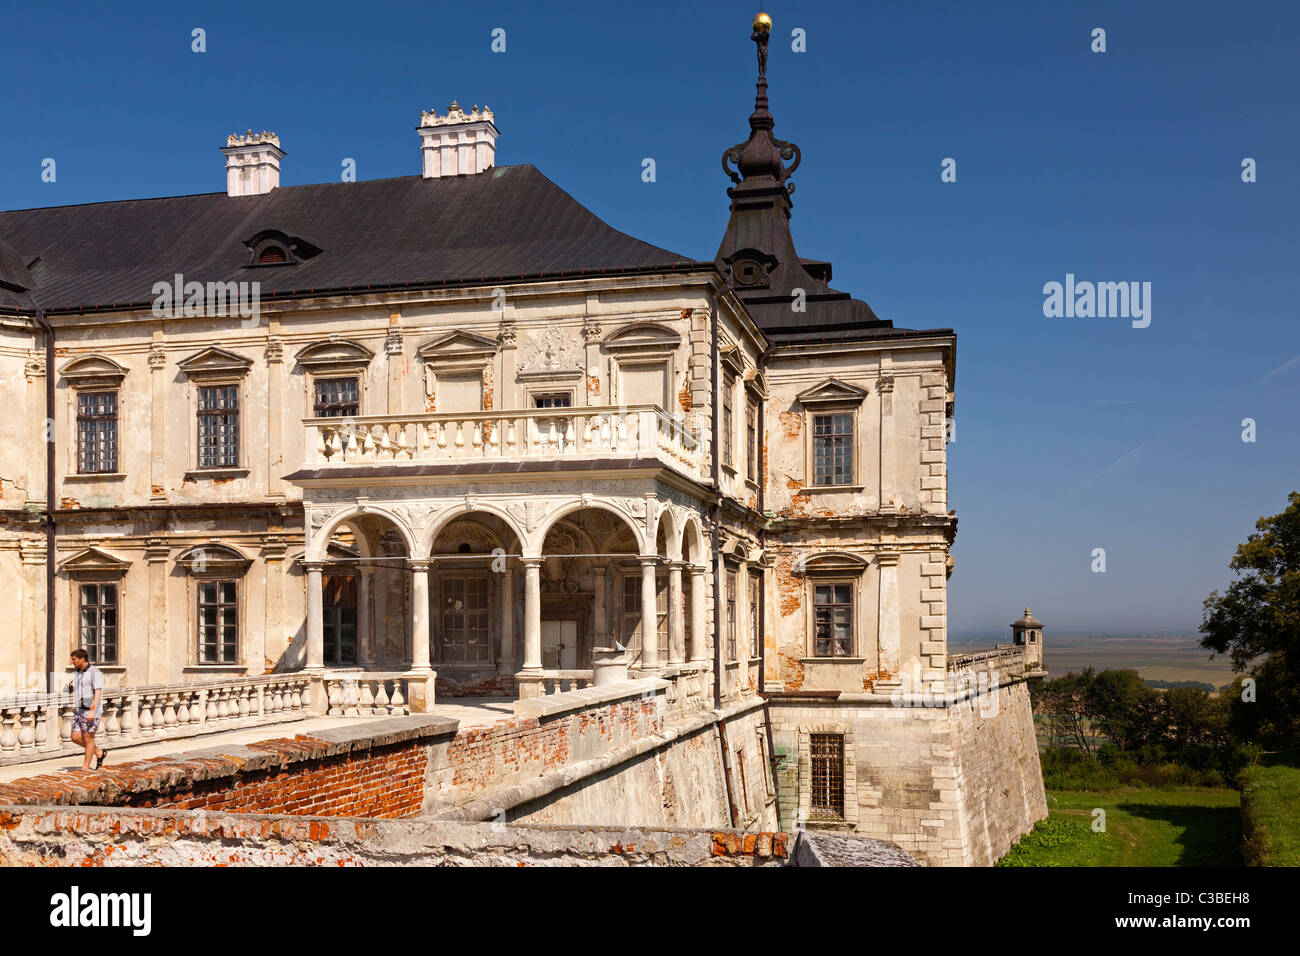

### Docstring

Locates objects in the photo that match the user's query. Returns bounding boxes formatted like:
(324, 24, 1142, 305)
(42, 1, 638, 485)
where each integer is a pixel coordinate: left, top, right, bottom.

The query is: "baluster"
(0, 709, 18, 753)
(505, 418, 518, 452)
(293, 681, 306, 711)
(374, 680, 390, 714)
(236, 684, 250, 719)
(472, 420, 484, 451)
(437, 422, 449, 451)
(163, 693, 179, 730)
(17, 707, 36, 751)
(269, 682, 283, 714)
(389, 681, 405, 714)
(176, 692, 191, 727)
(327, 681, 342, 717)
(152, 694, 166, 729)
(34, 703, 49, 750)
(102, 698, 121, 740)
(58, 703, 75, 747)
(202, 689, 217, 725)
(120, 695, 139, 739)
(343, 680, 359, 717)
(454, 421, 466, 453)
(138, 694, 155, 735)
(359, 681, 375, 715)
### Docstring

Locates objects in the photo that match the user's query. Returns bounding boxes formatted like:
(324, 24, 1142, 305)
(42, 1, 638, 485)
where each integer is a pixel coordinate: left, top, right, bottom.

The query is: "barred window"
(77, 391, 118, 474)
(197, 580, 238, 664)
(810, 733, 845, 818)
(79, 583, 118, 665)
(722, 374, 734, 467)
(749, 574, 760, 658)
(745, 397, 757, 479)
(813, 583, 853, 656)
(314, 377, 359, 418)
(441, 577, 491, 662)
(532, 392, 572, 408)
(813, 413, 853, 485)
(322, 574, 357, 665)
(197, 385, 240, 468)
(621, 573, 668, 659)
(726, 569, 738, 661)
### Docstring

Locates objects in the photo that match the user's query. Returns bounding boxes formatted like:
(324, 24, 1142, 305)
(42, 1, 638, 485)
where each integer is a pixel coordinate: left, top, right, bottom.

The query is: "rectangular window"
(532, 392, 572, 408)
(322, 574, 357, 665)
(726, 569, 737, 661)
(749, 574, 760, 659)
(813, 413, 853, 485)
(722, 375, 734, 467)
(197, 385, 240, 468)
(314, 377, 359, 418)
(810, 733, 845, 818)
(813, 583, 853, 656)
(621, 573, 668, 659)
(745, 397, 757, 479)
(197, 580, 238, 664)
(441, 577, 491, 662)
(77, 391, 118, 474)
(78, 582, 118, 665)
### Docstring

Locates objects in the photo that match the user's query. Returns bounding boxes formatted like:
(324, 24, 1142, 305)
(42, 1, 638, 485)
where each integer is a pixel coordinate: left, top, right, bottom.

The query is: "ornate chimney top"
(417, 101, 499, 177)
(220, 130, 285, 197)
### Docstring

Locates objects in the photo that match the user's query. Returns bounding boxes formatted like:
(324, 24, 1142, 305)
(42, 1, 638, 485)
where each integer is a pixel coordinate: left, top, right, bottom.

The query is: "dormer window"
(243, 229, 322, 268)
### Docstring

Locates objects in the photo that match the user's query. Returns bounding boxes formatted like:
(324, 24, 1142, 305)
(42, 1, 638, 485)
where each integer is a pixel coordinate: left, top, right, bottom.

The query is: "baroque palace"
(0, 15, 1046, 863)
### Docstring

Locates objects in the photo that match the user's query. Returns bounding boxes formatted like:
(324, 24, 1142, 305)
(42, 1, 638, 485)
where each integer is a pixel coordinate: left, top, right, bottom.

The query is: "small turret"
(1011, 608, 1045, 674)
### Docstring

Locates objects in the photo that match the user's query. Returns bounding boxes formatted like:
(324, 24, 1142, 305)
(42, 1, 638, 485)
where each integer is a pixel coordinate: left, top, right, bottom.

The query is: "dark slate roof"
(0, 165, 706, 313)
(0, 236, 36, 312)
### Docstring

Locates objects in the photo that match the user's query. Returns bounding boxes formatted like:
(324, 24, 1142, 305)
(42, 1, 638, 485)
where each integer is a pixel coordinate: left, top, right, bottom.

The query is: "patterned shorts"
(72, 711, 100, 735)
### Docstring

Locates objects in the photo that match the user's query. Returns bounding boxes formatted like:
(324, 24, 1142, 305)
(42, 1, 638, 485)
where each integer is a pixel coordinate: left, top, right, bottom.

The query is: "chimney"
(221, 131, 284, 197)
(417, 102, 498, 178)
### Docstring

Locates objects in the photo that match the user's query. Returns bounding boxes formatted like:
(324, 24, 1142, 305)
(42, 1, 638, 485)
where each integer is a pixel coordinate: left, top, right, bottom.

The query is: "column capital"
(876, 551, 901, 567)
(638, 554, 661, 567)
(302, 560, 326, 573)
(408, 559, 431, 572)
(519, 556, 543, 568)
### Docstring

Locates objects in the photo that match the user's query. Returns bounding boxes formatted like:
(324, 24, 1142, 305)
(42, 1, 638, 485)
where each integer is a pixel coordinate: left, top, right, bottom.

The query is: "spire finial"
(752, 11, 772, 79)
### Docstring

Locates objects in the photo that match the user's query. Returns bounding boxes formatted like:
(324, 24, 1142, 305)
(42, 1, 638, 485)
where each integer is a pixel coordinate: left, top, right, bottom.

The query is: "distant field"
(951, 633, 1237, 687)
(997, 789, 1242, 867)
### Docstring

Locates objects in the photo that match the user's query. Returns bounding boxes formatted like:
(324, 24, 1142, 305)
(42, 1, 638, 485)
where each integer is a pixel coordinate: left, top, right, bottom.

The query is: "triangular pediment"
(59, 546, 131, 574)
(177, 346, 253, 377)
(417, 330, 498, 360)
(797, 377, 868, 407)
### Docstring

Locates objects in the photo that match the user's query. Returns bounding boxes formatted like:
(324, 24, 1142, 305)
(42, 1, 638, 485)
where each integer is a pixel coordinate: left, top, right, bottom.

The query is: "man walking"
(67, 649, 108, 770)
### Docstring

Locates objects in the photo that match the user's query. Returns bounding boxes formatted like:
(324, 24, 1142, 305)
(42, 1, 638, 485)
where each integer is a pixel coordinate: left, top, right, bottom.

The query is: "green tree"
(1201, 491, 1300, 747)
(1087, 668, 1161, 751)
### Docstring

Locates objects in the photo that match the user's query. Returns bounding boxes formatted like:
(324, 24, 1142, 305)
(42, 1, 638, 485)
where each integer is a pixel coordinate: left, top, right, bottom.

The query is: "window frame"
(748, 571, 761, 659)
(618, 568, 668, 663)
(196, 382, 242, 469)
(811, 412, 854, 487)
(312, 376, 361, 418)
(725, 567, 738, 662)
(195, 578, 240, 666)
(811, 579, 856, 658)
(438, 572, 494, 664)
(75, 389, 120, 475)
(796, 379, 867, 492)
(722, 372, 735, 469)
(76, 580, 120, 666)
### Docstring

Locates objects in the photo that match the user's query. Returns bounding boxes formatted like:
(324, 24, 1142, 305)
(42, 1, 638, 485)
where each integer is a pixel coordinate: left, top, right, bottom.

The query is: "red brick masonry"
(0, 716, 457, 820)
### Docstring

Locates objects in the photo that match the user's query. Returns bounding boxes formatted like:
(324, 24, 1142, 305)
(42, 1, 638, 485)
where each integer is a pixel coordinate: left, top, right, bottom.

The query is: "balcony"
(300, 404, 704, 480)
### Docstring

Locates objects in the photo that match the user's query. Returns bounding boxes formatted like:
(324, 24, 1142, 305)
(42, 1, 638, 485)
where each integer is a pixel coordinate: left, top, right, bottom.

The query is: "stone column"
(876, 552, 901, 687)
(878, 373, 896, 513)
(409, 560, 431, 670)
(639, 557, 660, 673)
(521, 558, 542, 671)
(304, 561, 325, 670)
(496, 565, 515, 674)
(592, 566, 607, 648)
(145, 538, 170, 683)
(689, 567, 707, 661)
(668, 561, 684, 664)
(265, 331, 285, 499)
(358, 567, 375, 666)
(148, 340, 167, 502)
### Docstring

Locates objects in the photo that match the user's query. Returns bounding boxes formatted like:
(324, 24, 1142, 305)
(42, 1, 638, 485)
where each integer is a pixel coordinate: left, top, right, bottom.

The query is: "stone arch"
(680, 514, 706, 568)
(653, 505, 680, 559)
(419, 501, 527, 560)
(309, 507, 415, 562)
(528, 500, 646, 556)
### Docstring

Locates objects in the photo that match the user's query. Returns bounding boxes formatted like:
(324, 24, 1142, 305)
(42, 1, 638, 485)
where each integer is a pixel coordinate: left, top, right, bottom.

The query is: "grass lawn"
(1239, 757, 1300, 865)
(997, 788, 1242, 866)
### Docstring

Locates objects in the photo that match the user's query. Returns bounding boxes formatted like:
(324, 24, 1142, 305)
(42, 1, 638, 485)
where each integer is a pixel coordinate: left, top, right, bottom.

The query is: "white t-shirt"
(72, 665, 104, 717)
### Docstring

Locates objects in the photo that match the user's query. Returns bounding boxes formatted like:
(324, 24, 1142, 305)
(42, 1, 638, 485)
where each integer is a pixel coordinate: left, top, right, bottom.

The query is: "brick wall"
(0, 717, 456, 821)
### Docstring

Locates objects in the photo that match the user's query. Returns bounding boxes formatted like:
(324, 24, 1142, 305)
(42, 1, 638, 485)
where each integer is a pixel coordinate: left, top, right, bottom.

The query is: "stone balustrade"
(516, 670, 596, 699)
(0, 674, 313, 766)
(944, 644, 1032, 694)
(320, 672, 418, 717)
(304, 404, 703, 478)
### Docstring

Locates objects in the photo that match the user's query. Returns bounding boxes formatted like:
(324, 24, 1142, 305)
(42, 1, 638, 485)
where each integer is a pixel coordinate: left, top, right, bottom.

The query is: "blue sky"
(2, 1, 1297, 638)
